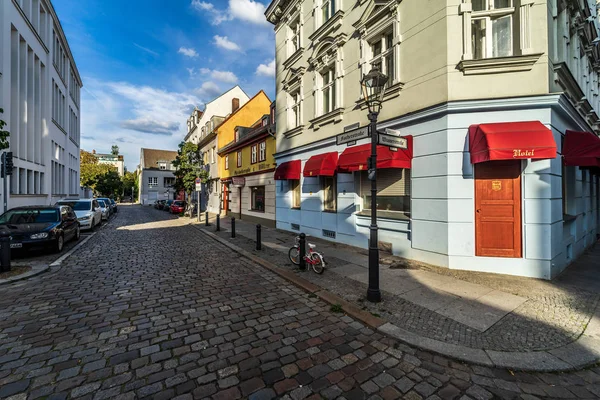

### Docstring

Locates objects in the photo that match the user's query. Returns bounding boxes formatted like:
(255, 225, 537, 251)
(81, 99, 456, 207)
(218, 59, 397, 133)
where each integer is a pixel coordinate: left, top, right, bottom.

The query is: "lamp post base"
(366, 288, 381, 303)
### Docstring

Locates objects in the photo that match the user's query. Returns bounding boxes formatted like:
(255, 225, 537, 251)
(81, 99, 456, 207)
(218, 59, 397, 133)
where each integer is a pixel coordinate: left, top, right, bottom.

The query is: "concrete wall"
(139, 169, 176, 205)
(226, 171, 276, 226)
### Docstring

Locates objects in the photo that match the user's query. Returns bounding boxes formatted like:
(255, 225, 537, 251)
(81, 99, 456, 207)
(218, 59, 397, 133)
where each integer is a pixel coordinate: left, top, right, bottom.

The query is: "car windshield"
(57, 201, 91, 211)
(0, 209, 60, 224)
(173, 201, 184, 206)
(97, 200, 106, 207)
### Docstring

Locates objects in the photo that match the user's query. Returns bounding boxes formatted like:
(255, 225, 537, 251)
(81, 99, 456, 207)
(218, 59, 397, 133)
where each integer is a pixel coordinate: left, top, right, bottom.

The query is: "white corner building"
(0, 0, 82, 209)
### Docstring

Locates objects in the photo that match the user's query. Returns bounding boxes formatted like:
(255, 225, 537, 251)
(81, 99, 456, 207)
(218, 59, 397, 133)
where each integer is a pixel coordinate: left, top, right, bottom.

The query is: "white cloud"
(213, 35, 241, 51)
(191, 0, 268, 26)
(178, 47, 199, 57)
(186, 67, 196, 77)
(255, 59, 275, 77)
(194, 81, 222, 99)
(200, 68, 210, 74)
(209, 70, 238, 83)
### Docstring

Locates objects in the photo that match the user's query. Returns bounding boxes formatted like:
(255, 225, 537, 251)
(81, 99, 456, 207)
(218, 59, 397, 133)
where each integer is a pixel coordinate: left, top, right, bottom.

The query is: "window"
(289, 90, 302, 129)
(211, 147, 216, 164)
(237, 151, 242, 167)
(235, 128, 240, 142)
(290, 179, 301, 208)
(562, 164, 576, 216)
(321, 0, 335, 24)
(164, 177, 175, 187)
(259, 142, 266, 162)
(321, 68, 336, 115)
(251, 186, 265, 212)
(158, 162, 167, 170)
(251, 145, 258, 164)
(225, 155, 229, 170)
(322, 176, 336, 212)
(369, 32, 395, 82)
(290, 19, 301, 55)
(148, 177, 158, 187)
(359, 169, 411, 218)
(471, 0, 514, 59)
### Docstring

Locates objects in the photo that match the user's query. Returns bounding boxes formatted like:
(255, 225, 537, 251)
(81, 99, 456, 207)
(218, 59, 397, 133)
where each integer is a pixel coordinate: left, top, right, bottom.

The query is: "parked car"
(0, 205, 80, 253)
(96, 199, 110, 221)
(155, 200, 166, 210)
(163, 200, 174, 211)
(170, 200, 186, 214)
(97, 198, 115, 215)
(56, 199, 102, 230)
(109, 199, 118, 213)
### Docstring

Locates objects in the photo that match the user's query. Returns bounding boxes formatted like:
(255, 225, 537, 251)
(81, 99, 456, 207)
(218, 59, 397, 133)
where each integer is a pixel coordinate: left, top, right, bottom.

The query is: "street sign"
(195, 178, 201, 191)
(336, 126, 369, 146)
(232, 177, 245, 187)
(378, 133, 408, 149)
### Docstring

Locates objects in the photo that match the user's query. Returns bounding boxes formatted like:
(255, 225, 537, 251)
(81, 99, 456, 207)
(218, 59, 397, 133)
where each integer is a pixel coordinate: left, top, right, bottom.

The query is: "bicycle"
(288, 236, 326, 274)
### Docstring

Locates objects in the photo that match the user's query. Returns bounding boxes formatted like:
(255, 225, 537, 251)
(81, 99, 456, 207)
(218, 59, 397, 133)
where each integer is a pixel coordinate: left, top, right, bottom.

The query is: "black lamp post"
(360, 67, 388, 303)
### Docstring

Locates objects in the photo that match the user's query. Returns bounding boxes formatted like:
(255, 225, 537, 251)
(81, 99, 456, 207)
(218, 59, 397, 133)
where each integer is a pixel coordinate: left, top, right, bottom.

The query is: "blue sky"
(53, 0, 275, 171)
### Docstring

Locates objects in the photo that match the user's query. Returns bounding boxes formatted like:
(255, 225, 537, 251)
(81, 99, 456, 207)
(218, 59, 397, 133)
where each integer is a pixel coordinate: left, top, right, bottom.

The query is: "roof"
(141, 148, 178, 169)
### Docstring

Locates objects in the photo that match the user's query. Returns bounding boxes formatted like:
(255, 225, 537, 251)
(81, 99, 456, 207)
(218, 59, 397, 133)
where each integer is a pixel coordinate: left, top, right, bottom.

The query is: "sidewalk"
(190, 214, 600, 371)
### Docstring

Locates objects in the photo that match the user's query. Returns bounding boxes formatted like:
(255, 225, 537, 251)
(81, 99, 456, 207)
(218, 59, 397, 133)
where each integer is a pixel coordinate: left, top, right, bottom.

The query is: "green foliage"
(0, 108, 10, 151)
(121, 171, 138, 196)
(172, 141, 209, 198)
(80, 149, 120, 196)
(111, 145, 119, 156)
(330, 304, 343, 313)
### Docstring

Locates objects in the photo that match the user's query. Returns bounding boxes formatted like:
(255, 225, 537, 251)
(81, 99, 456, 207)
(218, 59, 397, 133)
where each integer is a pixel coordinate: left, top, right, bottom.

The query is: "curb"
(189, 223, 600, 372)
(50, 233, 95, 267)
(0, 264, 50, 286)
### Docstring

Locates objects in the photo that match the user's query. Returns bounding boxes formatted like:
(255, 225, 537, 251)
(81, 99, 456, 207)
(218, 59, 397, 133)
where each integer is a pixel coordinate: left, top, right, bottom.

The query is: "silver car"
(97, 199, 110, 221)
(56, 199, 102, 230)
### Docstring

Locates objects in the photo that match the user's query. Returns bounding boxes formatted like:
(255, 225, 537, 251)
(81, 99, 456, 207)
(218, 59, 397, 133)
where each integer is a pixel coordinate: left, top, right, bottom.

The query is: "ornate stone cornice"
(457, 53, 543, 75)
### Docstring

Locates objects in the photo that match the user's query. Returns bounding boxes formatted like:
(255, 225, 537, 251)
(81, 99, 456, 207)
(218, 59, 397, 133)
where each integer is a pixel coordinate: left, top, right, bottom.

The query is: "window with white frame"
(289, 18, 301, 56)
(211, 147, 216, 164)
(251, 145, 258, 164)
(471, 0, 514, 59)
(225, 155, 229, 170)
(158, 162, 167, 170)
(237, 151, 242, 167)
(288, 89, 302, 128)
(369, 31, 395, 82)
(235, 128, 240, 142)
(321, 0, 335, 25)
(259, 141, 266, 162)
(320, 67, 336, 115)
(148, 177, 158, 187)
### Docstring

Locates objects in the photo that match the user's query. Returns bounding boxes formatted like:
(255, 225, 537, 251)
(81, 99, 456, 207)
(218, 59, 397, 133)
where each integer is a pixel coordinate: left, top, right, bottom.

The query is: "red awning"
(562, 130, 600, 167)
(303, 152, 339, 177)
(338, 137, 413, 172)
(469, 121, 557, 164)
(274, 160, 301, 180)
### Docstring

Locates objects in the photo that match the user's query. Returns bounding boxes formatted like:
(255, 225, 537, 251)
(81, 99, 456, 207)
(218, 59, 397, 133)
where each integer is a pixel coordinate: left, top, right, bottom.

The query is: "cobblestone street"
(1, 206, 600, 400)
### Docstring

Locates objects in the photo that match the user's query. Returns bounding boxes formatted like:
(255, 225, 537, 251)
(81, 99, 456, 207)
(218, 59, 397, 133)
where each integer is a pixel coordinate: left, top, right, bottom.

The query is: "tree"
(0, 108, 10, 150)
(96, 170, 122, 197)
(111, 145, 119, 156)
(172, 141, 209, 200)
(80, 149, 117, 195)
(121, 171, 138, 197)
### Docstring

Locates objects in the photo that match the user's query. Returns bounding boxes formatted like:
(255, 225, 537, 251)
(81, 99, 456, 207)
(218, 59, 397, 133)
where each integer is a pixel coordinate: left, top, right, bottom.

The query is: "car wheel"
(74, 226, 81, 241)
(55, 235, 64, 253)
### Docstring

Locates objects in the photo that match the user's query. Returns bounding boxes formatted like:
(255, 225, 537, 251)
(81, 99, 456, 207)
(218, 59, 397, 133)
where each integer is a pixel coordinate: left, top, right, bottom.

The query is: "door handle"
(476, 209, 481, 213)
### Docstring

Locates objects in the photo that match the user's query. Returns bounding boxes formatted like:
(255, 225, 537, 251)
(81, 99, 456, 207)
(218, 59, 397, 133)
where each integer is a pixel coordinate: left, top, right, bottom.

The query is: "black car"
(0, 205, 80, 253)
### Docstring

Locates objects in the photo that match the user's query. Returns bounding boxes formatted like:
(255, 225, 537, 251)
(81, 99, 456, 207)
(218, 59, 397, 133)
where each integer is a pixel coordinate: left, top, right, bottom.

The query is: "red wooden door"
(475, 160, 522, 258)
(222, 184, 229, 211)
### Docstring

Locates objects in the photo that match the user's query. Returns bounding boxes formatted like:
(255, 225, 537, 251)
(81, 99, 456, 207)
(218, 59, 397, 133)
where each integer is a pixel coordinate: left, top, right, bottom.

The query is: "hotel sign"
(378, 133, 408, 149)
(336, 127, 369, 146)
(513, 149, 535, 158)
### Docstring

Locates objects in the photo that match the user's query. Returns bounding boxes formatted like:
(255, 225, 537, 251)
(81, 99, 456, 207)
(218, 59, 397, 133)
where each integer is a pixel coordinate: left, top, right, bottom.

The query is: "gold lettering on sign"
(492, 181, 501, 191)
(513, 149, 535, 158)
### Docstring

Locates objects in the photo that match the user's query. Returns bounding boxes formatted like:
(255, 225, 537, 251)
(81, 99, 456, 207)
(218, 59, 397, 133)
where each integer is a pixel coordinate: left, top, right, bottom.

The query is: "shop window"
(320, 67, 336, 115)
(322, 176, 336, 212)
(259, 142, 266, 162)
(359, 169, 411, 218)
(251, 186, 265, 212)
(237, 151, 242, 167)
(251, 145, 257, 164)
(471, 0, 514, 59)
(562, 164, 576, 217)
(290, 179, 301, 208)
(369, 31, 395, 82)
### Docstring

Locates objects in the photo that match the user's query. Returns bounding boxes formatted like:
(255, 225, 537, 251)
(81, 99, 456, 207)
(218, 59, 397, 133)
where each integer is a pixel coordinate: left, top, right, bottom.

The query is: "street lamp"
(361, 67, 388, 303)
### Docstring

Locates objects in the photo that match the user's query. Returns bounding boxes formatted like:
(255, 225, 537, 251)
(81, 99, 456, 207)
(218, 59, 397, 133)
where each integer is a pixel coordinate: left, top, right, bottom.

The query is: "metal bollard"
(0, 232, 11, 272)
(299, 233, 306, 271)
(216, 214, 220, 231)
(205, 212, 209, 226)
(231, 218, 236, 238)
(256, 224, 261, 250)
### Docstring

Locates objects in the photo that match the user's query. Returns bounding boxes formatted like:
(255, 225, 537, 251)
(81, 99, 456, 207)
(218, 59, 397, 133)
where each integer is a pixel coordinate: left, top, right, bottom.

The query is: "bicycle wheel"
(311, 253, 325, 274)
(288, 246, 300, 265)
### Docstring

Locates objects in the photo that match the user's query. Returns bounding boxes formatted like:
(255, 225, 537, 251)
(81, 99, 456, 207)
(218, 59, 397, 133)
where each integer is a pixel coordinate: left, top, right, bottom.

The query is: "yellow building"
(218, 102, 277, 226)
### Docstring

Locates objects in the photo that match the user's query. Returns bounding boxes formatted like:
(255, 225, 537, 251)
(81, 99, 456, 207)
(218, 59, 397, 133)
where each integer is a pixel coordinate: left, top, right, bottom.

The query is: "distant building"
(138, 148, 178, 205)
(92, 150, 125, 176)
(0, 0, 82, 207)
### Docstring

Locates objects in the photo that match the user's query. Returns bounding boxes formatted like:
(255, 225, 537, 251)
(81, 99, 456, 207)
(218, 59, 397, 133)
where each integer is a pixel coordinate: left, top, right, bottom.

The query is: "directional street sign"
(336, 126, 369, 146)
(378, 133, 408, 149)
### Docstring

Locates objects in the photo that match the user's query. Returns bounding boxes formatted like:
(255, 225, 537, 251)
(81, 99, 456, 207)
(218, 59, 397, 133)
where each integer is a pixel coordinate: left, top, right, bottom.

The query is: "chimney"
(92, 149, 96, 154)
(232, 98, 240, 113)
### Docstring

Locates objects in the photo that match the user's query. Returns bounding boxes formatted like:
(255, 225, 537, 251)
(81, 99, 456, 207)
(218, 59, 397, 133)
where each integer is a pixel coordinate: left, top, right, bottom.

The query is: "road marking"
(49, 233, 95, 267)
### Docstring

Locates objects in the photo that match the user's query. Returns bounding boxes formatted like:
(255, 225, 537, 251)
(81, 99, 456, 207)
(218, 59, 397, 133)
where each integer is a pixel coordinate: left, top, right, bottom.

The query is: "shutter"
(360, 168, 410, 197)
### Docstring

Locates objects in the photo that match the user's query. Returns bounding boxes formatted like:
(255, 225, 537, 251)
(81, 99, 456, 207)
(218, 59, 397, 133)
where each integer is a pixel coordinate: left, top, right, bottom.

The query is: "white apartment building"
(0, 0, 82, 209)
(266, 0, 600, 279)
(185, 86, 250, 214)
(92, 150, 125, 176)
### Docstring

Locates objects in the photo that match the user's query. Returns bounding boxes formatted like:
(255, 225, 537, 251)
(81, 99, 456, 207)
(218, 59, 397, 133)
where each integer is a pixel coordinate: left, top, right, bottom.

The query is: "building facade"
(92, 150, 125, 176)
(138, 148, 178, 205)
(185, 86, 250, 213)
(0, 0, 82, 208)
(266, 0, 600, 279)
(219, 102, 277, 226)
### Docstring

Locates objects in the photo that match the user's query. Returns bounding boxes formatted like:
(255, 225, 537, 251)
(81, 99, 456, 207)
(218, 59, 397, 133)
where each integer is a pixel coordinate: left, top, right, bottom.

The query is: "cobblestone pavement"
(194, 216, 600, 353)
(1, 206, 600, 400)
